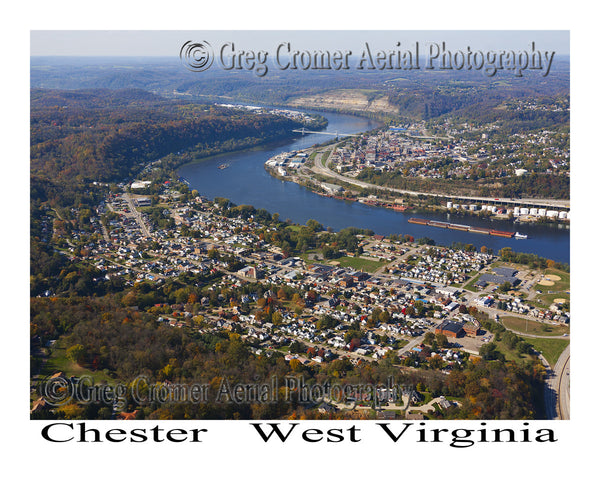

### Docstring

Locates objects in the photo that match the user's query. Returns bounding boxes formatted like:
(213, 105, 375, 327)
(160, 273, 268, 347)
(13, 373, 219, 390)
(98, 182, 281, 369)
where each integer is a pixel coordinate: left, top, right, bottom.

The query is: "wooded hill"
(31, 88, 311, 184)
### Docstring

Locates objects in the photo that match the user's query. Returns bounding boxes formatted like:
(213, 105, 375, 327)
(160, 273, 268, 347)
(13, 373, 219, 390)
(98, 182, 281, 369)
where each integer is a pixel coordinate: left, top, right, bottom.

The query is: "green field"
(525, 337, 569, 367)
(333, 256, 386, 273)
(39, 340, 114, 384)
(394, 339, 409, 349)
(502, 316, 569, 336)
(493, 340, 535, 363)
(463, 273, 483, 292)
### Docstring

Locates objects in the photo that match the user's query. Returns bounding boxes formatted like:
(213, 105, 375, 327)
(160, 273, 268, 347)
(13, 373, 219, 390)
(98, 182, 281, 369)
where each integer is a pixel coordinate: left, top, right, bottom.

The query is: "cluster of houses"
(322, 112, 568, 185)
(388, 247, 493, 286)
(49, 178, 570, 372)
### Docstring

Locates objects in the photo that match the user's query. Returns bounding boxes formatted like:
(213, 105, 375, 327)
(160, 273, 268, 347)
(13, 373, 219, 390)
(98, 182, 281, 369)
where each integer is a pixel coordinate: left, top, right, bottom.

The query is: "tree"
(289, 359, 302, 371)
(121, 290, 139, 307)
(306, 219, 323, 232)
(66, 344, 86, 366)
(277, 288, 288, 301)
(289, 341, 304, 354)
(429, 355, 444, 369)
(435, 333, 448, 348)
(272, 311, 283, 326)
(479, 342, 505, 361)
(414, 300, 426, 316)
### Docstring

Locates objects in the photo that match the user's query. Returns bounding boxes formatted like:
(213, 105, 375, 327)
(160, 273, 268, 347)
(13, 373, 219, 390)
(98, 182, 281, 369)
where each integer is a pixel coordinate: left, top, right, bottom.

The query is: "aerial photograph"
(29, 30, 571, 423)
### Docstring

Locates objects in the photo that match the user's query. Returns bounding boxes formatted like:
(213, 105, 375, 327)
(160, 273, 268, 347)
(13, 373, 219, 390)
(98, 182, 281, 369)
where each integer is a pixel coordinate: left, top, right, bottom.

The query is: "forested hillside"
(31, 88, 309, 183)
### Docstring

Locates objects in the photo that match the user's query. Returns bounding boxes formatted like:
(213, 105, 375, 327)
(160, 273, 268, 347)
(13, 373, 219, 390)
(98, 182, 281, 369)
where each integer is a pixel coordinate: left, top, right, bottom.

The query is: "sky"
(30, 30, 570, 57)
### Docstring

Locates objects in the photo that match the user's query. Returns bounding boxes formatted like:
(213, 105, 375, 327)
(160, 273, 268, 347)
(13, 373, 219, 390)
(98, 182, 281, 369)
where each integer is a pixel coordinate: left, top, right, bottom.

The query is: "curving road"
(554, 345, 570, 419)
(541, 344, 570, 420)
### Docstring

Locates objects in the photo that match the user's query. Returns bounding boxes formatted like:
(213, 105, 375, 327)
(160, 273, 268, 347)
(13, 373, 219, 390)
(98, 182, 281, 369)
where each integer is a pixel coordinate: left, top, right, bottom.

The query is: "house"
(437, 397, 452, 409)
(443, 301, 459, 312)
(475, 296, 494, 307)
(134, 197, 152, 207)
(237, 266, 259, 279)
(318, 403, 338, 414)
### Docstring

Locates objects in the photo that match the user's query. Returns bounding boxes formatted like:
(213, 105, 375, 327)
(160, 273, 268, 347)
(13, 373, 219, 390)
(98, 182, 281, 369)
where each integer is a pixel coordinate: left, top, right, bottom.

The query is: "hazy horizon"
(31, 30, 570, 57)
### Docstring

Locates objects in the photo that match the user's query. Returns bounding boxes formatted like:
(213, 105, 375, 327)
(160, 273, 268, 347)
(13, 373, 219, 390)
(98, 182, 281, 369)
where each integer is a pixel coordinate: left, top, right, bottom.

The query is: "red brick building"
(435, 320, 464, 338)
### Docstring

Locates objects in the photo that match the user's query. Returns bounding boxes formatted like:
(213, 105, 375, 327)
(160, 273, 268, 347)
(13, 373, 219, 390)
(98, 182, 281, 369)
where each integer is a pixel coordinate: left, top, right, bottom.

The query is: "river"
(178, 109, 570, 264)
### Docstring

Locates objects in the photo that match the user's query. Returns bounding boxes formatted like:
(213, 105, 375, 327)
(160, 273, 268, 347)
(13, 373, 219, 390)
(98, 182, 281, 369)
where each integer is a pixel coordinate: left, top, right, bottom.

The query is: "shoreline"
(265, 162, 570, 229)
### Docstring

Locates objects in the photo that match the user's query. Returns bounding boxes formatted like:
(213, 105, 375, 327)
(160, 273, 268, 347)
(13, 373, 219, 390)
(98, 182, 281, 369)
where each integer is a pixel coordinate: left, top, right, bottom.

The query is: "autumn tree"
(66, 344, 86, 366)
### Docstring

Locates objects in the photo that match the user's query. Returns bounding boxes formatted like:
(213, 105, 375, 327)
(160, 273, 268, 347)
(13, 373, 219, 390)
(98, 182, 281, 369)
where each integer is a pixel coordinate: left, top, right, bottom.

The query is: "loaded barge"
(408, 218, 519, 238)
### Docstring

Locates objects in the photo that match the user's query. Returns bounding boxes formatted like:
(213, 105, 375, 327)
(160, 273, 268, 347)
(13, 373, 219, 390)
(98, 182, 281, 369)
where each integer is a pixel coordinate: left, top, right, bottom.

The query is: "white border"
(5, 0, 597, 477)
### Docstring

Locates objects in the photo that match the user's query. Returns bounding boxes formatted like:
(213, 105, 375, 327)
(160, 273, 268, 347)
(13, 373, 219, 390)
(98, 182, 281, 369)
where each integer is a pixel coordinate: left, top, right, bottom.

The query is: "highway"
(554, 344, 570, 419)
(309, 145, 570, 210)
(541, 344, 570, 420)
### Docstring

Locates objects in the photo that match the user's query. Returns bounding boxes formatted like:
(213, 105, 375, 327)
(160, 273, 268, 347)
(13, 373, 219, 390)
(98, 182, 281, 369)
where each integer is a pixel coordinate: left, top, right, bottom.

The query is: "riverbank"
(266, 155, 570, 228)
(179, 109, 569, 264)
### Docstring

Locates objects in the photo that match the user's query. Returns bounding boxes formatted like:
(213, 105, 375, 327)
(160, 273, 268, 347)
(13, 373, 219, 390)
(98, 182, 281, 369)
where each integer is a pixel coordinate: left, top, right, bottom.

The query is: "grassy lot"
(463, 273, 483, 292)
(490, 261, 528, 271)
(525, 337, 569, 367)
(298, 249, 321, 263)
(333, 256, 387, 273)
(493, 341, 536, 363)
(40, 339, 114, 384)
(502, 316, 570, 336)
(320, 149, 332, 166)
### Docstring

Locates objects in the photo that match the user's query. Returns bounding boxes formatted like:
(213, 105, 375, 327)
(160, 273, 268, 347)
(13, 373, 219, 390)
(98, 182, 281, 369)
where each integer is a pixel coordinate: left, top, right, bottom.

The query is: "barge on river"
(408, 218, 519, 238)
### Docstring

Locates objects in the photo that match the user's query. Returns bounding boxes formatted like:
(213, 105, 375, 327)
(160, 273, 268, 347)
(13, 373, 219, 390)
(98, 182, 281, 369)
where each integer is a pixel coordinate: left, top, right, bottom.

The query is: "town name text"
(40, 422, 557, 448)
